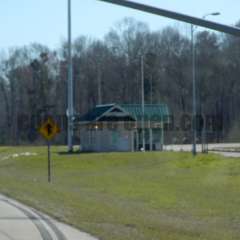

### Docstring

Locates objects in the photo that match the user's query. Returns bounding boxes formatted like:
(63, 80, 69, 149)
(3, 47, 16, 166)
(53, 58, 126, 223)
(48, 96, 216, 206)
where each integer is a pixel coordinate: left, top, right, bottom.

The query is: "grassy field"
(0, 147, 240, 240)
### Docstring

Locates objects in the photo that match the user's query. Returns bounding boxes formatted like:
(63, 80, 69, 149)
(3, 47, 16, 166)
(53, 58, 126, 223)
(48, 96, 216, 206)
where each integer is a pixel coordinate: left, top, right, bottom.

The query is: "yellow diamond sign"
(39, 117, 60, 141)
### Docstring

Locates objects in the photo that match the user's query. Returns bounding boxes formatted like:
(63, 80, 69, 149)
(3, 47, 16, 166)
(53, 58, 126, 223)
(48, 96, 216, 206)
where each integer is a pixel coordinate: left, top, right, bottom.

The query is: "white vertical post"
(150, 128, 153, 151)
(136, 130, 139, 151)
(161, 123, 164, 151)
(131, 130, 134, 152)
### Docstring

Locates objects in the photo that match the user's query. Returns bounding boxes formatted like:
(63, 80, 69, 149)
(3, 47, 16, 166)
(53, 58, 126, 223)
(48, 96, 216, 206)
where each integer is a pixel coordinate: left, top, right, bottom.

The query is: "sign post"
(39, 117, 60, 183)
(47, 141, 51, 183)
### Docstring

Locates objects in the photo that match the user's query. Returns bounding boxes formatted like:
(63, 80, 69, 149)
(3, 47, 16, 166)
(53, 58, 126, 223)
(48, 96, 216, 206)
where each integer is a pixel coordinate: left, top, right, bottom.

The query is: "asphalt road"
(0, 194, 97, 240)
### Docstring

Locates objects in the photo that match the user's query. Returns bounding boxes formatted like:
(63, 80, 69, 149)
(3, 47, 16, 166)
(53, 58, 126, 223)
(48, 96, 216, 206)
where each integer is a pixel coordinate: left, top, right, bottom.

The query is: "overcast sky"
(0, 0, 239, 50)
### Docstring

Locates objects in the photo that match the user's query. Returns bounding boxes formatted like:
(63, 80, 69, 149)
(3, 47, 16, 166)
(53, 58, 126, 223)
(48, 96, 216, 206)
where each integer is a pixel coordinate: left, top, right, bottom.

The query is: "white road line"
(0, 194, 98, 240)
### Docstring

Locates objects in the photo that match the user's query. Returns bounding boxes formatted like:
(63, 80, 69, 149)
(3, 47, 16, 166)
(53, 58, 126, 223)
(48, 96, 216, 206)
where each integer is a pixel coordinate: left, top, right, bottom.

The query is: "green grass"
(1, 146, 240, 240)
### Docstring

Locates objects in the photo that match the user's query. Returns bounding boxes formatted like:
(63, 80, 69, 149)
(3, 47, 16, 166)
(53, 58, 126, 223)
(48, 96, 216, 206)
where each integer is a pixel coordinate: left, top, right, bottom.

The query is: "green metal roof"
(78, 103, 169, 123)
(78, 104, 115, 122)
(120, 104, 169, 122)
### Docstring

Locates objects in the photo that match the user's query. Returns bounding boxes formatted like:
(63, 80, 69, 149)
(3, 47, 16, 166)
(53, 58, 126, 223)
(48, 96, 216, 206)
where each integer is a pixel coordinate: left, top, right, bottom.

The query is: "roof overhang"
(96, 104, 137, 121)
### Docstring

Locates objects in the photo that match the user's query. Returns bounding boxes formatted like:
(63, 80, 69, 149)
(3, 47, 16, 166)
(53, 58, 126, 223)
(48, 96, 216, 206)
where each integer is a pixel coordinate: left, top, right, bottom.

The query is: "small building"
(76, 103, 170, 152)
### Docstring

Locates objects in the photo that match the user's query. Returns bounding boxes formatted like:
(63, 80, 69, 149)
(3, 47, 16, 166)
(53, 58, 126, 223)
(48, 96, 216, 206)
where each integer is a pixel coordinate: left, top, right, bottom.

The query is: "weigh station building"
(76, 103, 170, 152)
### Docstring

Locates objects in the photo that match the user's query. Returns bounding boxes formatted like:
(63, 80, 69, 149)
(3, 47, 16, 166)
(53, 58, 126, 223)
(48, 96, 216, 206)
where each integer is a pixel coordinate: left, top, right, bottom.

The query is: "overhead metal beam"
(98, 0, 240, 37)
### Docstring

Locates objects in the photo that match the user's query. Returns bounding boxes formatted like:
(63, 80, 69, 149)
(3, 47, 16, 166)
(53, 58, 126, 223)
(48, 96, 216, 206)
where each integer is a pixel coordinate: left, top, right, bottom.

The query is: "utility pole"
(141, 55, 145, 151)
(201, 12, 220, 154)
(191, 12, 220, 156)
(191, 24, 197, 156)
(67, 0, 74, 152)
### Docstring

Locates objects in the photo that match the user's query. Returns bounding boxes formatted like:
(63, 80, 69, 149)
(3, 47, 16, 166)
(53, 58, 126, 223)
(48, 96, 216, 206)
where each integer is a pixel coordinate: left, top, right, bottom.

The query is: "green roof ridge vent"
(96, 103, 116, 107)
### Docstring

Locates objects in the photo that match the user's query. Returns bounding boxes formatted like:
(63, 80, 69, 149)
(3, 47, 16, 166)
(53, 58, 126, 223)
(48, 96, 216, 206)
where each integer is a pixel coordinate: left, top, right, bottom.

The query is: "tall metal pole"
(97, 65, 102, 105)
(191, 13, 220, 156)
(67, 0, 74, 152)
(141, 55, 145, 151)
(201, 12, 220, 153)
(191, 24, 197, 156)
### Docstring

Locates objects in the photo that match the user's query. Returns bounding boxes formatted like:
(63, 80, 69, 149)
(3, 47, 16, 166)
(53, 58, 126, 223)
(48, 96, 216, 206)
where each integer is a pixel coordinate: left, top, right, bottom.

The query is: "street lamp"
(141, 55, 145, 151)
(203, 12, 221, 19)
(67, 0, 74, 152)
(139, 52, 157, 151)
(130, 54, 146, 151)
(191, 12, 220, 156)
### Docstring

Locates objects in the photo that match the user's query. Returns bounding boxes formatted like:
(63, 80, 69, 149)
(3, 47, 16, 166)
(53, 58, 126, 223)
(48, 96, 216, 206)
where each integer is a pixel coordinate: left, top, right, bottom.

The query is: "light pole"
(191, 12, 220, 156)
(131, 54, 146, 151)
(191, 23, 197, 156)
(141, 55, 145, 151)
(67, 0, 74, 152)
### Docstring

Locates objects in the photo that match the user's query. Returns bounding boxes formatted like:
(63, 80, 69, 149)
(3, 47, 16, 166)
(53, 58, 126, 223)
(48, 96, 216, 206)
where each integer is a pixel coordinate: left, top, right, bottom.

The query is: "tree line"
(1, 18, 240, 145)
